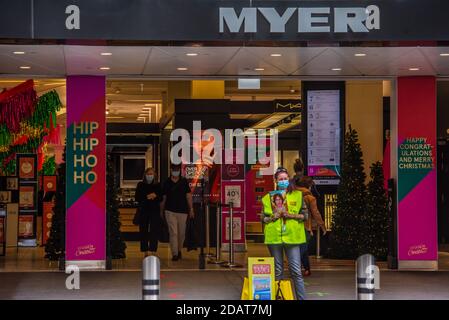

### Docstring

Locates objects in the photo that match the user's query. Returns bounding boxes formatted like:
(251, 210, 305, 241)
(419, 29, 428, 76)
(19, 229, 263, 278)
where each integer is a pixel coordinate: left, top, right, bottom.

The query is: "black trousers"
(139, 212, 161, 252)
(300, 230, 311, 271)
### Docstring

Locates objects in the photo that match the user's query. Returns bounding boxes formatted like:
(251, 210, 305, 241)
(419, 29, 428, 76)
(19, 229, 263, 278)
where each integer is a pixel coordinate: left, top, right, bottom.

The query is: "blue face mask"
(277, 180, 289, 190)
(172, 171, 180, 177)
(145, 175, 154, 184)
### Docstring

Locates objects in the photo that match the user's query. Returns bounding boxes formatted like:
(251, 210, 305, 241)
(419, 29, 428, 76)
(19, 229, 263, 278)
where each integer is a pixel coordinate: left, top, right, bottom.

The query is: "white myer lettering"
(65, 5, 81, 30)
(219, 6, 380, 33)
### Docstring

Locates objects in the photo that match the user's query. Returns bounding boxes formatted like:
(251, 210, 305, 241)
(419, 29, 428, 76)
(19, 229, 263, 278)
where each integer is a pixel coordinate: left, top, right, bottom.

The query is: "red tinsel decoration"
(37, 144, 45, 171)
(12, 135, 28, 146)
(43, 124, 61, 145)
(2, 152, 16, 167)
(0, 80, 37, 132)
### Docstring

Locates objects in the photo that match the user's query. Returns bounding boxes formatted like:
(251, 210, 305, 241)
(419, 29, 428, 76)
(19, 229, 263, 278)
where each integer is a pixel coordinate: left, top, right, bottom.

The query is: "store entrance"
(0, 77, 391, 271)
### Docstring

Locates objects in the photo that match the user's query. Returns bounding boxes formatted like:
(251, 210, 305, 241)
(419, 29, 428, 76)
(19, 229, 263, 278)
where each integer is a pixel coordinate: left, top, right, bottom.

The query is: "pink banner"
(66, 76, 106, 267)
(397, 77, 438, 263)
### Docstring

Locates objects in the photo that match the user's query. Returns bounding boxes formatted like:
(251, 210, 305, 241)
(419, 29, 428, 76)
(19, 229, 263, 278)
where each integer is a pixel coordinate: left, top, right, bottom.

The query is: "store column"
(395, 76, 438, 270)
(66, 76, 106, 270)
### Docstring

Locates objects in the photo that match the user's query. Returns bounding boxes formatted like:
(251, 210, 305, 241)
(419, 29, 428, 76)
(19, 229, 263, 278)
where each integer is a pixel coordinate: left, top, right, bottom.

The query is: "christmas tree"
(106, 156, 127, 259)
(44, 146, 66, 267)
(327, 126, 367, 259)
(360, 161, 390, 260)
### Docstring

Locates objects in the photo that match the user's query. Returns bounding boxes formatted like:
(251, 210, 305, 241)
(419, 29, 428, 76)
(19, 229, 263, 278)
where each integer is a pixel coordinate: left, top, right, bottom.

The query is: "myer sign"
(12, 0, 449, 42)
(219, 6, 380, 33)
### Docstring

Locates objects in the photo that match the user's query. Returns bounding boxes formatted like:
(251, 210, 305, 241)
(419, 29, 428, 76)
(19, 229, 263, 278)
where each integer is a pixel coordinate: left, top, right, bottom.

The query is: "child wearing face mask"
(135, 168, 162, 257)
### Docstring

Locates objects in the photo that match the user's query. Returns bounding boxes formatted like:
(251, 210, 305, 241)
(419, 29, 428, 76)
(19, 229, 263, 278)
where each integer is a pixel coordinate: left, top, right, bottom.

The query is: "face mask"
(172, 171, 180, 177)
(145, 175, 154, 183)
(277, 180, 289, 190)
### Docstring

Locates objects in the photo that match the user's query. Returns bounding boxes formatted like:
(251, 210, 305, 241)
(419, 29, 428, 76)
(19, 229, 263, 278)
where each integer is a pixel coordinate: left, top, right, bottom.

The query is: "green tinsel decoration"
(0, 90, 62, 148)
(40, 156, 57, 176)
(0, 90, 63, 175)
(27, 90, 62, 129)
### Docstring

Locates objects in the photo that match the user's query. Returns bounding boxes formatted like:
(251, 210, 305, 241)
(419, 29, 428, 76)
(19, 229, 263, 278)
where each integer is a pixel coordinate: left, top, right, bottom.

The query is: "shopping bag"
(241, 277, 250, 300)
(275, 280, 295, 300)
(159, 216, 170, 243)
(132, 207, 141, 226)
(183, 217, 198, 251)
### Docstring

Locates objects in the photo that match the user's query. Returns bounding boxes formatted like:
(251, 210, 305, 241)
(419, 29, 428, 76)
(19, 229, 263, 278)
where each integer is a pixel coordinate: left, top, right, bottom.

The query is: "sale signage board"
(248, 257, 275, 300)
(221, 180, 245, 245)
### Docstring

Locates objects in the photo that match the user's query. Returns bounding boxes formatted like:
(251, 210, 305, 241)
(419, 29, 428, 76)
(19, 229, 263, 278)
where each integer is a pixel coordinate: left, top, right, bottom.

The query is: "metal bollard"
(208, 203, 225, 264)
(222, 202, 242, 268)
(316, 228, 322, 259)
(205, 203, 213, 258)
(142, 256, 160, 300)
(356, 254, 378, 300)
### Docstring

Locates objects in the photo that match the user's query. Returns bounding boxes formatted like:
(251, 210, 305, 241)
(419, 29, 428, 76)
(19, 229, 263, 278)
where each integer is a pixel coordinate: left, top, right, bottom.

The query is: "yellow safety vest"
(262, 190, 306, 245)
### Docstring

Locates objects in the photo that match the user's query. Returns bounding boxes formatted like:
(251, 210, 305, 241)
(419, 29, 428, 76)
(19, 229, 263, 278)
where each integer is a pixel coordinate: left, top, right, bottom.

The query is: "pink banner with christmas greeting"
(66, 76, 106, 268)
(397, 77, 438, 264)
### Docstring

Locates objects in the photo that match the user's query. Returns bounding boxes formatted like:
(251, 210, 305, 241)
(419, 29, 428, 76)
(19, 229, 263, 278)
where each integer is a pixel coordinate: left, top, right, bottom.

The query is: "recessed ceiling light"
(99, 67, 110, 70)
(106, 116, 124, 119)
(19, 66, 31, 69)
(354, 53, 366, 57)
(13, 51, 25, 55)
(186, 53, 198, 56)
(270, 53, 282, 57)
(409, 67, 420, 71)
(254, 68, 265, 71)
(101, 52, 112, 56)
(440, 53, 449, 57)
(331, 68, 342, 71)
(177, 67, 188, 71)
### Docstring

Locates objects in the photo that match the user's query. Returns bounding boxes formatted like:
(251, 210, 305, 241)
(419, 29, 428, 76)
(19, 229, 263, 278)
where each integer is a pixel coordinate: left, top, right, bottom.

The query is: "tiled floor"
(1, 270, 449, 300)
(1, 241, 448, 272)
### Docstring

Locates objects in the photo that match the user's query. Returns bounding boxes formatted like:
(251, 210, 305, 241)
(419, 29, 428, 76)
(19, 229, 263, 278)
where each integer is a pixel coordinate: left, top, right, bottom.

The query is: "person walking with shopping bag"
(160, 164, 194, 261)
(261, 167, 308, 300)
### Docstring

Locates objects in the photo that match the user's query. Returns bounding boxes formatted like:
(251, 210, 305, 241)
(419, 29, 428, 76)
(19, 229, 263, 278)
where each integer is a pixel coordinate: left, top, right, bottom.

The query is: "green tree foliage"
(328, 126, 367, 259)
(361, 161, 390, 260)
(44, 148, 65, 262)
(107, 156, 126, 259)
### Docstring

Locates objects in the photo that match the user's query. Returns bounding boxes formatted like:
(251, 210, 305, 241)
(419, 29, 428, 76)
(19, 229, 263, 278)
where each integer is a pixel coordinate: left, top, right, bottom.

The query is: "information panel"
(306, 90, 341, 185)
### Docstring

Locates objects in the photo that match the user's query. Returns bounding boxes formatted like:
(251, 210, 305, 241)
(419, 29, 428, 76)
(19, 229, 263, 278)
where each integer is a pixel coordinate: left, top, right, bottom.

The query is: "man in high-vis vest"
(262, 167, 308, 300)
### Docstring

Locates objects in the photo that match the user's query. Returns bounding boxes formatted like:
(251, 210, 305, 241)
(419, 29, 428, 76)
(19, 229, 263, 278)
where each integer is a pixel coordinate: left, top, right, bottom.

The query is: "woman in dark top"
(135, 167, 162, 256)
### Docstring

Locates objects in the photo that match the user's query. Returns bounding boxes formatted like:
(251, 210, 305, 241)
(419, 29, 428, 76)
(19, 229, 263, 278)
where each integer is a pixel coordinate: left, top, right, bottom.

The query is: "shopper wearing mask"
(291, 176, 327, 276)
(261, 167, 308, 300)
(135, 168, 162, 257)
(160, 164, 194, 261)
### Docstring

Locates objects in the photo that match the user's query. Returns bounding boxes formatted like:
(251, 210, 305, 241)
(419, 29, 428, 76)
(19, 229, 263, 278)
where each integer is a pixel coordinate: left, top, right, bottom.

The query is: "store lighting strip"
(251, 113, 292, 129)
